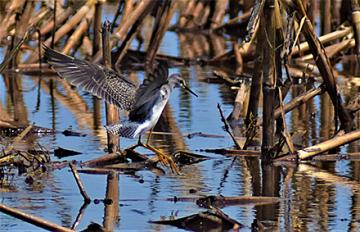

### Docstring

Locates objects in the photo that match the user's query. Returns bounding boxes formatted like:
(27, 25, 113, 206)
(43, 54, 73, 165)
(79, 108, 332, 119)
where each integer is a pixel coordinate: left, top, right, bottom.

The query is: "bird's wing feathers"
(133, 61, 168, 109)
(129, 62, 169, 122)
(105, 121, 139, 138)
(43, 45, 137, 110)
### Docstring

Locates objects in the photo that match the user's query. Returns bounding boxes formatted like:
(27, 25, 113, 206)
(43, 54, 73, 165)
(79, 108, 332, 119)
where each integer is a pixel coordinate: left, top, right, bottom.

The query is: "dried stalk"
(27, 0, 97, 63)
(290, 0, 353, 131)
(69, 163, 91, 203)
(250, 87, 324, 126)
(62, 6, 95, 55)
(277, 88, 296, 154)
(213, 10, 252, 31)
(51, 0, 57, 48)
(82, 153, 123, 167)
(110, 1, 125, 31)
(320, 0, 332, 34)
(15, 6, 49, 35)
(217, 104, 241, 149)
(92, 1, 103, 56)
(178, 0, 196, 28)
(351, 0, 360, 54)
(114, 1, 155, 68)
(273, 86, 323, 121)
(0, 0, 26, 39)
(210, 0, 227, 29)
(0, 27, 33, 73)
(0, 203, 74, 232)
(122, 0, 134, 22)
(81, 35, 93, 56)
(92, 0, 155, 64)
(145, 0, 175, 73)
(261, 0, 277, 158)
(299, 38, 355, 61)
(102, 22, 120, 153)
(291, 26, 352, 55)
(114, 0, 153, 41)
(24, 7, 50, 32)
(228, 83, 247, 121)
(246, 0, 265, 41)
(233, 42, 243, 74)
(190, 0, 207, 28)
(37, 7, 74, 38)
(245, 28, 264, 126)
(298, 129, 360, 159)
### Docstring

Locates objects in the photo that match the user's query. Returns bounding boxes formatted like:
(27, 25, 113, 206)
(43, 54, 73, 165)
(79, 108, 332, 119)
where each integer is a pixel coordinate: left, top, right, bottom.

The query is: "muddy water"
(1, 7, 360, 232)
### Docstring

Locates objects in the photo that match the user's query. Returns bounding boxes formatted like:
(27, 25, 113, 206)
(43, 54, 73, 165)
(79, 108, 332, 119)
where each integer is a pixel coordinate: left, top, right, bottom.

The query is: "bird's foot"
(143, 144, 180, 174)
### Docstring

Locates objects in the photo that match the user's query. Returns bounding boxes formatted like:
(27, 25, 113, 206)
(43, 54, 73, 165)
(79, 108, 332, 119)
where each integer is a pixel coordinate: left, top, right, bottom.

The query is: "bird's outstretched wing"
(43, 45, 137, 110)
(129, 61, 169, 122)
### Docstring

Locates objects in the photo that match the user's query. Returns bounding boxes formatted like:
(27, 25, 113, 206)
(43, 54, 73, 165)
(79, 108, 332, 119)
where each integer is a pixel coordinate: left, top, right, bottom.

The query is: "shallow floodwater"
(1, 4, 360, 232)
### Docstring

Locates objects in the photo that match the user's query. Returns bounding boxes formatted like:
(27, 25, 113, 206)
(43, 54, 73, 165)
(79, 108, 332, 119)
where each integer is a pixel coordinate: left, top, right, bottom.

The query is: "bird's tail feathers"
(104, 123, 138, 138)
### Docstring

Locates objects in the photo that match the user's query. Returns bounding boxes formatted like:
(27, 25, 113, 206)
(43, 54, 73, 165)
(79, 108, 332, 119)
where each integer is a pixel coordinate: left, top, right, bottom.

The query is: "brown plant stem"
(27, 0, 97, 63)
(290, 26, 352, 55)
(0, 27, 33, 73)
(92, 1, 103, 56)
(261, 0, 277, 158)
(82, 153, 124, 167)
(210, 0, 227, 29)
(145, 0, 175, 73)
(0, 0, 25, 40)
(351, 0, 360, 54)
(51, 0, 57, 48)
(114, 0, 152, 41)
(245, 28, 264, 126)
(291, 0, 353, 131)
(273, 86, 323, 121)
(0, 203, 74, 232)
(298, 129, 360, 160)
(62, 6, 95, 55)
(102, 22, 120, 153)
(37, 7, 74, 38)
(217, 103, 241, 149)
(69, 163, 91, 203)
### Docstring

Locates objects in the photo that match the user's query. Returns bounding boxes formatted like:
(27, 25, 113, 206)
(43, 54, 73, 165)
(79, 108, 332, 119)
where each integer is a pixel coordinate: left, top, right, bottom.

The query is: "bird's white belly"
(133, 99, 168, 137)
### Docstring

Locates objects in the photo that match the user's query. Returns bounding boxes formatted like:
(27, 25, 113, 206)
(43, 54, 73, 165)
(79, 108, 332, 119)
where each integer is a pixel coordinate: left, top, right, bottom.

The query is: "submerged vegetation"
(1, 0, 360, 231)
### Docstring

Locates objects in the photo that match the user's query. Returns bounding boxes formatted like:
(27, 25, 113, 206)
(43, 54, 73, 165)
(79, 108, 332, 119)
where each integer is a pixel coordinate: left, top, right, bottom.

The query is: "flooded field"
(1, 0, 360, 231)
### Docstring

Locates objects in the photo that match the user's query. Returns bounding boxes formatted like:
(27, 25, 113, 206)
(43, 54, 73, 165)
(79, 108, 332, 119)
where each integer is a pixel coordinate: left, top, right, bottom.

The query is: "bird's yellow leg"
(143, 143, 180, 174)
(129, 131, 179, 174)
(128, 135, 142, 150)
(146, 130, 153, 145)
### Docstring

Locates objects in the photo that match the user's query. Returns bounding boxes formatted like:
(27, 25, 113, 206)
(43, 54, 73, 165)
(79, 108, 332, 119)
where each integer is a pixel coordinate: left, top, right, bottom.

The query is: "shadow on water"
(0, 1, 360, 232)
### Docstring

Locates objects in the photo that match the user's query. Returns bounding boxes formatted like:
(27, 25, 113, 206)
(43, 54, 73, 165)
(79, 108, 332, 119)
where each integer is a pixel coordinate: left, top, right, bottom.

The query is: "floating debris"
(173, 151, 209, 166)
(196, 195, 281, 209)
(54, 147, 82, 159)
(62, 128, 86, 137)
(150, 208, 243, 231)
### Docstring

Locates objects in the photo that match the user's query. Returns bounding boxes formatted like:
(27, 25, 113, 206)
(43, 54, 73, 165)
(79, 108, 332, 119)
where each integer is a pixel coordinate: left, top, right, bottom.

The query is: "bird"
(43, 45, 197, 172)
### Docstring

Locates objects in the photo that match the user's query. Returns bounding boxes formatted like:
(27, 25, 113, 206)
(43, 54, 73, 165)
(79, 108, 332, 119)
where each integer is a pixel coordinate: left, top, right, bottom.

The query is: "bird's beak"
(183, 85, 198, 97)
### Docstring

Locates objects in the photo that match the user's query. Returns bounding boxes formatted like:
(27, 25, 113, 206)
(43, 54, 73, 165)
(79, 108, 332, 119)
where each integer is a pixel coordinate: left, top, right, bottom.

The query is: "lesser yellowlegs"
(43, 45, 197, 172)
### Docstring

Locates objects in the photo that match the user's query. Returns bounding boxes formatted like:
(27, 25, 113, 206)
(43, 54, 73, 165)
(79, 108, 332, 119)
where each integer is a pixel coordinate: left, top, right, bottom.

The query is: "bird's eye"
(180, 80, 186, 87)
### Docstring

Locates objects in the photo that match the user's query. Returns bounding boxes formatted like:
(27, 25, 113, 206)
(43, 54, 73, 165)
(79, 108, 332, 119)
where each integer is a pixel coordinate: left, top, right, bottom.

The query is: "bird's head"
(168, 74, 198, 97)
